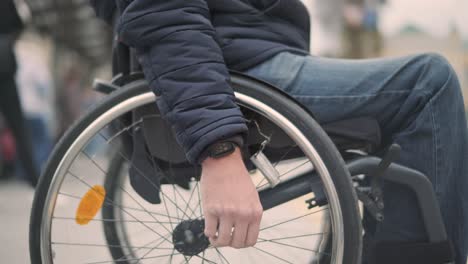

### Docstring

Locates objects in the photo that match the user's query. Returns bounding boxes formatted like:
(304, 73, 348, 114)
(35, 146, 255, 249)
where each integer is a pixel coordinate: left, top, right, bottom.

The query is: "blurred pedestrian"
(15, 33, 55, 175)
(0, 0, 39, 186)
(308, 0, 346, 57)
(343, 0, 385, 58)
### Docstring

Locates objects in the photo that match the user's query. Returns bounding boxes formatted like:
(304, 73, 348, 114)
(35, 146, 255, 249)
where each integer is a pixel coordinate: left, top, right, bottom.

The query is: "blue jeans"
(246, 52, 468, 263)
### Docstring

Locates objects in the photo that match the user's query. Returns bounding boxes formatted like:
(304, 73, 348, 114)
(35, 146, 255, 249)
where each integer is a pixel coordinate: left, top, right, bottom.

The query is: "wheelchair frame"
(92, 41, 454, 263)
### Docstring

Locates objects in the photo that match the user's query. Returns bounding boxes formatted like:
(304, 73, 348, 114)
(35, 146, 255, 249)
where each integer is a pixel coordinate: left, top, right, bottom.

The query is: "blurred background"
(0, 0, 467, 263)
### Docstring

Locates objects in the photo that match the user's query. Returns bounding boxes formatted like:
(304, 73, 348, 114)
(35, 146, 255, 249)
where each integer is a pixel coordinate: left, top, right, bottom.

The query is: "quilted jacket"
(90, 0, 310, 163)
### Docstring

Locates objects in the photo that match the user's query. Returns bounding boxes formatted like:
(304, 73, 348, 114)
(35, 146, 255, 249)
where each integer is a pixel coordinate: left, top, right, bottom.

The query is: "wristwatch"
(199, 136, 243, 163)
(205, 141, 237, 159)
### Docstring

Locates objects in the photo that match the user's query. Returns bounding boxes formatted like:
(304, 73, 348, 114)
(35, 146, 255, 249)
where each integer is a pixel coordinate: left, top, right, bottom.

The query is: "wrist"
(198, 135, 244, 164)
(201, 147, 242, 167)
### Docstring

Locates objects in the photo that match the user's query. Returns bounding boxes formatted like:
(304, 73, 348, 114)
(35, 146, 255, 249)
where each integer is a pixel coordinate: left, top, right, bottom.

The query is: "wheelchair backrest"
(134, 102, 296, 164)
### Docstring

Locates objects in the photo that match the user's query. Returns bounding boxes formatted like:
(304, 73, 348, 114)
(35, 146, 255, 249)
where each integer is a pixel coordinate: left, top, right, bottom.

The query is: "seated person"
(90, 1, 468, 263)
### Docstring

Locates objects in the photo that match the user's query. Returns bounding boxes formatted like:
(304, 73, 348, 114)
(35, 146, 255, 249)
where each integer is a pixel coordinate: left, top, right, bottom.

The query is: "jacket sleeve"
(116, 0, 248, 164)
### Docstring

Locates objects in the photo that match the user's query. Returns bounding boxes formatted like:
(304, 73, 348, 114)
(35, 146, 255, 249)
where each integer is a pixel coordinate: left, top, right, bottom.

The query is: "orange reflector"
(75, 185, 106, 225)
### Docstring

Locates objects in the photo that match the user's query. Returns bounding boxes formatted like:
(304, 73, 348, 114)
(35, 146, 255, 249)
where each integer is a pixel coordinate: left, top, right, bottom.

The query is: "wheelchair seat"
(322, 117, 381, 154)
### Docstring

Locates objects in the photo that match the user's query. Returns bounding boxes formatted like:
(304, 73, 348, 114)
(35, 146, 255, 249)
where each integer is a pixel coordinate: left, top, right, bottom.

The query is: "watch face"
(210, 142, 236, 158)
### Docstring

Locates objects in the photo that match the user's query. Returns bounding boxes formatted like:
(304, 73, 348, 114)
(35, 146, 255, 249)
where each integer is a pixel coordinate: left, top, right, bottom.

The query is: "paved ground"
(2, 176, 465, 264)
(0, 179, 34, 264)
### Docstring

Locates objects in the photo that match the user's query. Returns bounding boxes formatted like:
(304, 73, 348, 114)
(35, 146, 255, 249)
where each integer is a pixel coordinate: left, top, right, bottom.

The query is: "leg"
(246, 52, 468, 263)
(0, 76, 39, 186)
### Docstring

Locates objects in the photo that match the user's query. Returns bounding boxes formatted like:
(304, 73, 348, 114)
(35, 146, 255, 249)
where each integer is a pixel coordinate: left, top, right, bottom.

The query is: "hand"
(201, 148, 263, 248)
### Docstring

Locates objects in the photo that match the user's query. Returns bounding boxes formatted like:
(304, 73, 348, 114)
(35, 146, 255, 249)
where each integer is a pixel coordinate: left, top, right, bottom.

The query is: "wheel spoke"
(279, 160, 311, 178)
(97, 130, 192, 219)
(105, 118, 144, 144)
(252, 246, 294, 264)
(173, 185, 180, 221)
(86, 252, 182, 264)
(188, 203, 201, 220)
(115, 233, 171, 263)
(214, 248, 225, 264)
(58, 192, 184, 221)
(107, 119, 198, 219)
(256, 145, 298, 188)
(81, 149, 173, 234)
(194, 253, 217, 264)
(118, 184, 173, 233)
(66, 170, 172, 244)
(259, 208, 328, 232)
(178, 257, 188, 264)
(273, 145, 298, 168)
(159, 173, 198, 219)
(161, 187, 176, 232)
(186, 182, 202, 219)
(201, 250, 206, 264)
(51, 241, 173, 250)
(257, 232, 328, 243)
(214, 248, 230, 264)
(266, 240, 331, 256)
(181, 180, 198, 220)
(168, 249, 175, 264)
(257, 160, 311, 190)
(53, 216, 177, 224)
(133, 229, 177, 264)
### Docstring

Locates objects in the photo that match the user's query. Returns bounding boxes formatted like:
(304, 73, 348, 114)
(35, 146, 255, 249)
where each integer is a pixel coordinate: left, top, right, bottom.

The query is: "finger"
(204, 212, 219, 239)
(211, 218, 233, 247)
(231, 221, 249, 249)
(245, 221, 261, 247)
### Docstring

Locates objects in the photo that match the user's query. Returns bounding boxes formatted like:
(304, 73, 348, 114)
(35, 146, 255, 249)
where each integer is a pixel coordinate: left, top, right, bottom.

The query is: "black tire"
(102, 153, 131, 261)
(30, 74, 362, 264)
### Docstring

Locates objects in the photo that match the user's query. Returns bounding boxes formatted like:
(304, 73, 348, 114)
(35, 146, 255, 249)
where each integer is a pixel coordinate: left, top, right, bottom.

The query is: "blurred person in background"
(0, 0, 39, 186)
(344, 0, 385, 58)
(308, 0, 345, 57)
(306, 0, 384, 58)
(15, 33, 54, 176)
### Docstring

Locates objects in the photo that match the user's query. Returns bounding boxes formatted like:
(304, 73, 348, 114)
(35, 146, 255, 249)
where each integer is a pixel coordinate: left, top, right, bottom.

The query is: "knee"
(424, 52, 453, 74)
(416, 53, 458, 93)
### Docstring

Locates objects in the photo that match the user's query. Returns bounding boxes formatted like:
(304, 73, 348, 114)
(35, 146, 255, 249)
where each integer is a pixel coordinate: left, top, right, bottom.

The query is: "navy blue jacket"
(91, 0, 310, 164)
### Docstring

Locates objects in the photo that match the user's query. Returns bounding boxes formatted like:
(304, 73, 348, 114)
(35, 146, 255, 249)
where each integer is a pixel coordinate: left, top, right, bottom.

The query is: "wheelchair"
(29, 41, 454, 264)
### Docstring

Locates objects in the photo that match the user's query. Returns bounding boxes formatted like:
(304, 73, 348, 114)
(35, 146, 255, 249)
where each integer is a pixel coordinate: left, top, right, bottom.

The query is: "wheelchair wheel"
(30, 75, 362, 264)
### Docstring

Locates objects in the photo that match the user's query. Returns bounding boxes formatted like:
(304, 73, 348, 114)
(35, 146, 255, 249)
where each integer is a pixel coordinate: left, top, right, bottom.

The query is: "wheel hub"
(172, 219, 209, 256)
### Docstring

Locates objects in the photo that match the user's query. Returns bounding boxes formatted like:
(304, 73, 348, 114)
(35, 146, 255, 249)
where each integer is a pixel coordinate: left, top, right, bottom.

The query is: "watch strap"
(198, 135, 244, 164)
